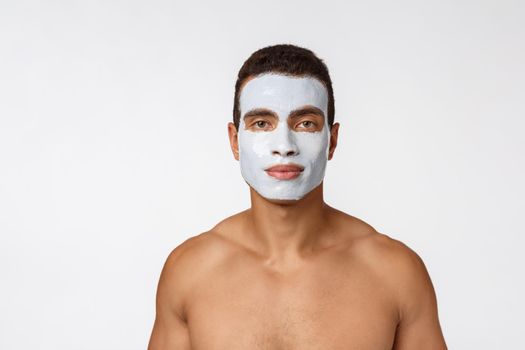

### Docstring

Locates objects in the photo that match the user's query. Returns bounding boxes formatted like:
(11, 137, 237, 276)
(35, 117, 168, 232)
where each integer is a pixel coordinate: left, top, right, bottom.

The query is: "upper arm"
(390, 241, 447, 350)
(147, 246, 192, 350)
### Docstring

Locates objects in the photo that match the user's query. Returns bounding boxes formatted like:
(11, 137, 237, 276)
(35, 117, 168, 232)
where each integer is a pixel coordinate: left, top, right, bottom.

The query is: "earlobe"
(233, 139, 239, 161)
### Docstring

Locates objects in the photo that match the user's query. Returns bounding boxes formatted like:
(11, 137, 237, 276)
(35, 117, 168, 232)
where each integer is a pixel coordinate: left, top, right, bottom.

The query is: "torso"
(174, 209, 403, 350)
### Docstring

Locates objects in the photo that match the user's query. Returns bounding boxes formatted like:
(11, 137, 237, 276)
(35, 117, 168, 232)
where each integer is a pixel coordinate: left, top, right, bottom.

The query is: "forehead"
(239, 73, 328, 115)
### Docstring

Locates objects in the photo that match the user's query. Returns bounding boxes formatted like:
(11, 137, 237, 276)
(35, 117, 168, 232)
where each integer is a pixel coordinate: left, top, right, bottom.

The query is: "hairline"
(237, 71, 330, 98)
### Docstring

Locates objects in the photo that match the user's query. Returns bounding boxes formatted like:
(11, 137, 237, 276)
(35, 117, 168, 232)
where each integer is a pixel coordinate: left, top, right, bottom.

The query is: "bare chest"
(185, 255, 399, 350)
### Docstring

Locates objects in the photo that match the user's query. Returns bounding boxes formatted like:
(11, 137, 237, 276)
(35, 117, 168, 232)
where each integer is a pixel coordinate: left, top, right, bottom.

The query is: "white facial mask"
(237, 73, 331, 201)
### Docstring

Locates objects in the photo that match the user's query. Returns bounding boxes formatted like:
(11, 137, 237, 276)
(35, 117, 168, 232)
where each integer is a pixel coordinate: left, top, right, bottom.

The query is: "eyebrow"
(243, 108, 278, 120)
(243, 106, 324, 120)
(289, 106, 325, 119)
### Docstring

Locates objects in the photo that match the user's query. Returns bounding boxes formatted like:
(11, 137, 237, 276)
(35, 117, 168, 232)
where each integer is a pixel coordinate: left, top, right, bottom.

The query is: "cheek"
(238, 131, 272, 160)
(295, 132, 329, 159)
(252, 134, 273, 158)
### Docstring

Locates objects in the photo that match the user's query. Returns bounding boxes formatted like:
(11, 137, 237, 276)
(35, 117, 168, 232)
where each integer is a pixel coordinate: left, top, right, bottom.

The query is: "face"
(236, 73, 331, 201)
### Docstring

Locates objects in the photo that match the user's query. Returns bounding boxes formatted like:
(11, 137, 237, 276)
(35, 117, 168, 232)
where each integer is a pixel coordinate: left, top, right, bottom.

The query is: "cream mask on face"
(237, 73, 331, 201)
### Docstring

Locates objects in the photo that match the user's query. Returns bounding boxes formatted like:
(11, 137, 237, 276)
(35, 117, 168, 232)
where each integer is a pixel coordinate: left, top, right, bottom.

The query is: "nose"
(271, 122, 299, 157)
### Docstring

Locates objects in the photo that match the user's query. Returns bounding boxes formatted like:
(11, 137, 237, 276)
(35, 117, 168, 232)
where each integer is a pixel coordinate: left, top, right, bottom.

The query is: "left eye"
(299, 121, 315, 128)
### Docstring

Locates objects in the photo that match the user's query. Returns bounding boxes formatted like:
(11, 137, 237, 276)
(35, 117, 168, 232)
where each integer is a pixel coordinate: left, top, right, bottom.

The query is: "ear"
(227, 122, 240, 161)
(328, 122, 340, 160)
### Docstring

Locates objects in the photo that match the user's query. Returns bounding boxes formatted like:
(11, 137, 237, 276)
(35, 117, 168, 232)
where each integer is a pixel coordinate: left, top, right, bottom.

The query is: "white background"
(1, 0, 524, 349)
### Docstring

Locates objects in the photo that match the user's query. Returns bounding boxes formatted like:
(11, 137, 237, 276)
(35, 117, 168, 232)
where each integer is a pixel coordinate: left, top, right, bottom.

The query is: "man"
(147, 44, 448, 349)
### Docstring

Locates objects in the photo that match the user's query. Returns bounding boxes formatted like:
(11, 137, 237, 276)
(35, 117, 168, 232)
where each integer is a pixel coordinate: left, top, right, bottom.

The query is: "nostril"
(272, 150, 298, 157)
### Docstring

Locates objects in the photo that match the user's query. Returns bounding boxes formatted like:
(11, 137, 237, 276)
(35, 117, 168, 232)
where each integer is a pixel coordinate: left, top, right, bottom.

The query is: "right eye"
(254, 120, 269, 129)
(247, 117, 274, 131)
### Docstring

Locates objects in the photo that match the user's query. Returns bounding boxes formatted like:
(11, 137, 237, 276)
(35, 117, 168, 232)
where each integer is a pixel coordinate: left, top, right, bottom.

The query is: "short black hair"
(233, 44, 335, 131)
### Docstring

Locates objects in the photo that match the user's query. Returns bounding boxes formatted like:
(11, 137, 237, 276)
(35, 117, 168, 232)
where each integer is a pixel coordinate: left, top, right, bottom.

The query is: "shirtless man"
(147, 44, 447, 350)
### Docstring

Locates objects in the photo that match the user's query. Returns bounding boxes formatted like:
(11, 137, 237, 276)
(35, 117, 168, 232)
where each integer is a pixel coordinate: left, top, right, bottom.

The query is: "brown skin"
(148, 114, 447, 349)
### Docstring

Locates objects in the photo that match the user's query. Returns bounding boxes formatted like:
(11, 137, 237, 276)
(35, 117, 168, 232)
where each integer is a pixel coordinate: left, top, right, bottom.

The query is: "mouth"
(264, 163, 304, 180)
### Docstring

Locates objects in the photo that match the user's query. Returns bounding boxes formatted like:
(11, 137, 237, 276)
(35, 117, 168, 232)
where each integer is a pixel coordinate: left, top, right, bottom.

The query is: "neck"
(243, 182, 331, 266)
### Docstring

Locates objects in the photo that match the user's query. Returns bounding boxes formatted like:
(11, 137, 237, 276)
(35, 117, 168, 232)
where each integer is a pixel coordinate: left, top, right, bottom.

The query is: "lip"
(265, 163, 304, 180)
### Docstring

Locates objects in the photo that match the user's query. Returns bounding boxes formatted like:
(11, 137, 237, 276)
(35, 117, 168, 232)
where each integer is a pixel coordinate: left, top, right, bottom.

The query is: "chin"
(264, 196, 303, 205)
(250, 186, 309, 204)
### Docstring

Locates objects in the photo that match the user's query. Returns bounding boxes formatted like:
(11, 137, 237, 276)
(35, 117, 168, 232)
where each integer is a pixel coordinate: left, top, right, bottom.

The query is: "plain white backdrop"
(1, 0, 523, 349)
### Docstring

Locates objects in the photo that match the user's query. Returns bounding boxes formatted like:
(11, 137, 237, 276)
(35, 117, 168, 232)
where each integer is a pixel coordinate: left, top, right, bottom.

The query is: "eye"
(245, 116, 276, 131)
(297, 120, 317, 130)
(255, 120, 268, 128)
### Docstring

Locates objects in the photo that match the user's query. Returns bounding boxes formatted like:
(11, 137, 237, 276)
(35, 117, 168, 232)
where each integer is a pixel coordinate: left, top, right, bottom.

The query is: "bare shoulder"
(155, 229, 235, 320)
(164, 230, 231, 270)
(149, 231, 235, 350)
(322, 207, 430, 286)
(352, 230, 433, 286)
(353, 231, 428, 274)
(330, 208, 431, 285)
(330, 211, 446, 347)
(352, 231, 440, 325)
(160, 210, 248, 289)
